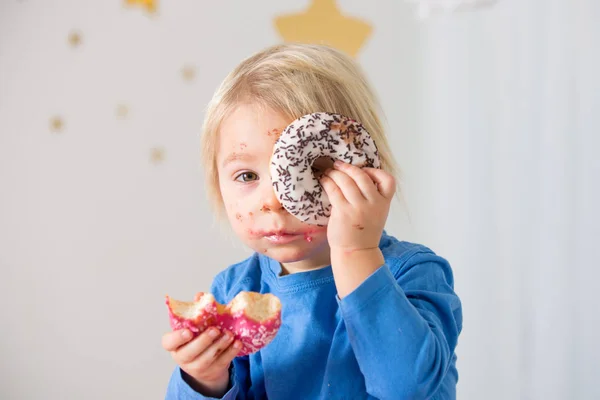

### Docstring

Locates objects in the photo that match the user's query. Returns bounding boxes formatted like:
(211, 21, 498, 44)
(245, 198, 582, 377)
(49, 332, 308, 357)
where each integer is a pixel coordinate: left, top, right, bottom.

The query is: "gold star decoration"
(274, 0, 372, 57)
(68, 31, 82, 48)
(150, 147, 166, 164)
(124, 0, 157, 14)
(50, 116, 64, 133)
(116, 104, 129, 119)
(181, 65, 197, 82)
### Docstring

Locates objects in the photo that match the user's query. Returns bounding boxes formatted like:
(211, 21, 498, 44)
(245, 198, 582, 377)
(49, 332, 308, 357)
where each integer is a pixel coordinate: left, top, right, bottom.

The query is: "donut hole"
(311, 156, 335, 178)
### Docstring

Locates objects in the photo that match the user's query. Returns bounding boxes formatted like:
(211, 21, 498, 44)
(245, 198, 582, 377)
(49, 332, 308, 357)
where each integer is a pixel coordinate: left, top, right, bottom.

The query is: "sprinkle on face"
(267, 128, 282, 139)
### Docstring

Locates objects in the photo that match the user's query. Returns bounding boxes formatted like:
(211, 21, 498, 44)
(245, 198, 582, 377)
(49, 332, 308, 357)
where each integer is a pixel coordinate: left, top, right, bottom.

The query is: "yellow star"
(274, 0, 372, 57)
(125, 0, 157, 14)
(150, 147, 166, 164)
(68, 31, 82, 48)
(181, 65, 197, 82)
(116, 104, 129, 119)
(50, 116, 64, 133)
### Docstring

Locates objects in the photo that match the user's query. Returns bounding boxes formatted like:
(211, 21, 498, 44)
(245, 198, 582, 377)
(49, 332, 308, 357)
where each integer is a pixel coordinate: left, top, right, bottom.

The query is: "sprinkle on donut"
(270, 112, 381, 225)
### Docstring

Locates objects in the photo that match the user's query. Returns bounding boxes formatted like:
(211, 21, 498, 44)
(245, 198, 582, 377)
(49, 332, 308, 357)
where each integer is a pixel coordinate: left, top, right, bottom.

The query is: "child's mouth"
(264, 232, 303, 244)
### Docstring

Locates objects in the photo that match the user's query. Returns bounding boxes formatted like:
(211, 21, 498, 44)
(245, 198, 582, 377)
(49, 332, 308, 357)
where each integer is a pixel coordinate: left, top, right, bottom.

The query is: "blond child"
(162, 43, 462, 400)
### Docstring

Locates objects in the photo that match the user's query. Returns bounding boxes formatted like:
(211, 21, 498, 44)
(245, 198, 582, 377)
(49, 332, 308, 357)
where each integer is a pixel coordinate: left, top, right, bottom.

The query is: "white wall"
(1, 1, 598, 399)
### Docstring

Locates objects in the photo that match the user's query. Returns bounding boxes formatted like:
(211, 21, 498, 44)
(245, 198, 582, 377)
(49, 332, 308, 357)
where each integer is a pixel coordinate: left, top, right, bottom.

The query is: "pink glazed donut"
(270, 112, 381, 225)
(166, 291, 282, 357)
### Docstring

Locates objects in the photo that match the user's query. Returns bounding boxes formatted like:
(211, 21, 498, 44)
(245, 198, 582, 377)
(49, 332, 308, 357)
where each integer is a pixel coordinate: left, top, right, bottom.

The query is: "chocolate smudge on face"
(267, 128, 282, 139)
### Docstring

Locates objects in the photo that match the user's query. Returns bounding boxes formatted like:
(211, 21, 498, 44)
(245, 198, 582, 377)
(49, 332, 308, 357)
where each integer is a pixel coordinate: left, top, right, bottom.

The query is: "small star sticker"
(150, 147, 166, 164)
(181, 65, 196, 82)
(274, 0, 372, 57)
(125, 0, 157, 13)
(68, 31, 82, 47)
(116, 104, 129, 119)
(50, 116, 64, 133)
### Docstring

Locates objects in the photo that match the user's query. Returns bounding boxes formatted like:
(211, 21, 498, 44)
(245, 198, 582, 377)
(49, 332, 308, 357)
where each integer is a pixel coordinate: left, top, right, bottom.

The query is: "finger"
(213, 340, 243, 370)
(162, 329, 194, 352)
(319, 174, 348, 207)
(176, 328, 221, 364)
(333, 161, 379, 200)
(323, 168, 365, 204)
(194, 330, 236, 369)
(362, 168, 396, 199)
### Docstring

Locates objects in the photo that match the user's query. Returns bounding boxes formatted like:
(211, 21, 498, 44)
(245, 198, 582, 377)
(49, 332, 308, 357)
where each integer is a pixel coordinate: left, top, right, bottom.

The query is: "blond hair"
(201, 43, 400, 216)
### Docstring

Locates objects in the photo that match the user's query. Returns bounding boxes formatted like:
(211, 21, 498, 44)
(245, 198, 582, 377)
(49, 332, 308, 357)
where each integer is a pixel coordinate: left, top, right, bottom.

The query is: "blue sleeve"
(338, 250, 463, 400)
(165, 277, 253, 400)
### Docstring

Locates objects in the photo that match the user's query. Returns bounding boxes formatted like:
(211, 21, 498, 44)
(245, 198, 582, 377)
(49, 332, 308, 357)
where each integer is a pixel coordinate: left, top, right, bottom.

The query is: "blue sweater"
(166, 233, 462, 399)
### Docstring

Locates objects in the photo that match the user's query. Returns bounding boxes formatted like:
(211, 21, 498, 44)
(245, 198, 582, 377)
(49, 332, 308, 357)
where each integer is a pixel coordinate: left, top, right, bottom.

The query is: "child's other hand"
(162, 327, 241, 397)
(319, 161, 395, 252)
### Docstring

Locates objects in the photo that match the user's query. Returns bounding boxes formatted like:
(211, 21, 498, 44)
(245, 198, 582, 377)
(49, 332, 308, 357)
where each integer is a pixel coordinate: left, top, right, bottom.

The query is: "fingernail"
(181, 330, 192, 339)
(334, 160, 343, 167)
(234, 341, 241, 349)
(208, 329, 219, 338)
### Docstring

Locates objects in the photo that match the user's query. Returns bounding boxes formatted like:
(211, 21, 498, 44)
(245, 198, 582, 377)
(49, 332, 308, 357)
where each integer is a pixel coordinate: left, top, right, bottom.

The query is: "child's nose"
(260, 187, 285, 213)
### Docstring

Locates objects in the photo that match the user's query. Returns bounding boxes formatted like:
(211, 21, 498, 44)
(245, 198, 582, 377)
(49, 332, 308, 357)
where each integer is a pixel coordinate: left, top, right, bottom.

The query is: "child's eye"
(235, 172, 259, 182)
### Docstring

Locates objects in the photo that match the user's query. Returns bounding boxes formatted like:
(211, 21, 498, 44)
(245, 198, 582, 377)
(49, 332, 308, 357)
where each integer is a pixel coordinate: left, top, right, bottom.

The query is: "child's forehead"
(218, 104, 289, 151)
(217, 106, 289, 165)
(217, 134, 273, 170)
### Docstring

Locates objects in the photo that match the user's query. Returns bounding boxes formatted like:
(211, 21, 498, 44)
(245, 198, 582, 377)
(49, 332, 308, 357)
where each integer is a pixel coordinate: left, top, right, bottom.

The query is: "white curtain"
(405, 1, 600, 399)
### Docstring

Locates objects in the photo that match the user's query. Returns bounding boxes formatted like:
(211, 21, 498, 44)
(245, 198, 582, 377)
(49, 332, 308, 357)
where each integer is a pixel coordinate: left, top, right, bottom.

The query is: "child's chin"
(258, 240, 327, 262)
(262, 247, 310, 263)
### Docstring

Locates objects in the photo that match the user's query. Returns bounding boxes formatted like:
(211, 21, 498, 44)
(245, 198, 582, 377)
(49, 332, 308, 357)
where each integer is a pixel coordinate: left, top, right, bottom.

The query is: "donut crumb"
(267, 128, 282, 138)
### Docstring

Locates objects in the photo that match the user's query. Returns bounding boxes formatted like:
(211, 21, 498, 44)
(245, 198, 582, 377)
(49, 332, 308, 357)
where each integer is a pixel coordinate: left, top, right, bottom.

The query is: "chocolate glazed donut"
(270, 112, 381, 225)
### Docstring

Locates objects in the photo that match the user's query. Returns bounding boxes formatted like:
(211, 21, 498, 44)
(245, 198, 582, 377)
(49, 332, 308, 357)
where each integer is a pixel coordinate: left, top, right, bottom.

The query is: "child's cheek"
(227, 203, 255, 230)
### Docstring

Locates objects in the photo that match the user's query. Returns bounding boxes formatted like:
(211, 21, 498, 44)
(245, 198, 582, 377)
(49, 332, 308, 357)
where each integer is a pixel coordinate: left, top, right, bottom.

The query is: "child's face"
(216, 103, 330, 272)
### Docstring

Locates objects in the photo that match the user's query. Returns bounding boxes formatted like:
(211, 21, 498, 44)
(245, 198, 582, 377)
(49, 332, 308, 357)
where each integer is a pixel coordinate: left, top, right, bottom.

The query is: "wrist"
(331, 247, 384, 265)
(183, 368, 231, 397)
(330, 247, 385, 299)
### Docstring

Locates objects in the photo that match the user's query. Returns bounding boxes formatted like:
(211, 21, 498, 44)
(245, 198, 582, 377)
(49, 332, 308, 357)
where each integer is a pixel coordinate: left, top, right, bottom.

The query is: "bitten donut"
(270, 112, 381, 225)
(165, 291, 282, 357)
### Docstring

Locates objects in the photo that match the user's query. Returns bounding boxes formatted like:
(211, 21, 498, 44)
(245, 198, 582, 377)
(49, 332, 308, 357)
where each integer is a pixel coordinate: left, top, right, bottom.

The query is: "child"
(162, 43, 462, 400)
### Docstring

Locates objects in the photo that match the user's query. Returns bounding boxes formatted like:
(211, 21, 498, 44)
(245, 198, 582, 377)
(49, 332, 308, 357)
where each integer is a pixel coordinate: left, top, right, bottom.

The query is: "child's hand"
(319, 161, 396, 252)
(162, 327, 241, 397)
